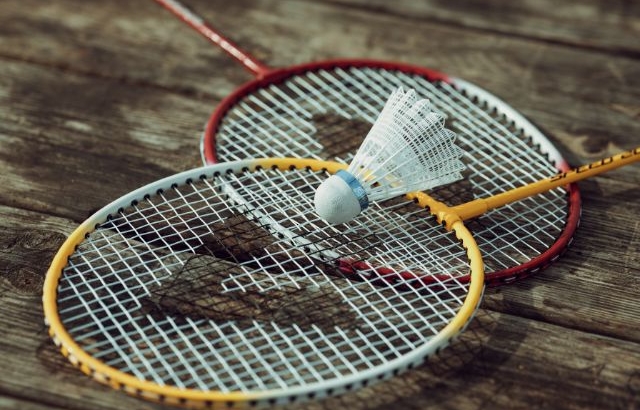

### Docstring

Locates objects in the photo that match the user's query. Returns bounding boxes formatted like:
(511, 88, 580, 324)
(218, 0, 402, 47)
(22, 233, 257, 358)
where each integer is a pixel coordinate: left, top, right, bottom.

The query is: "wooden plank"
(0, 397, 72, 410)
(1, 41, 639, 219)
(0, 59, 205, 220)
(0, 0, 248, 95)
(312, 0, 640, 56)
(481, 174, 640, 339)
(0, 0, 639, 151)
(1, 0, 638, 172)
(480, 168, 640, 342)
(1, 205, 639, 409)
(0, 207, 167, 410)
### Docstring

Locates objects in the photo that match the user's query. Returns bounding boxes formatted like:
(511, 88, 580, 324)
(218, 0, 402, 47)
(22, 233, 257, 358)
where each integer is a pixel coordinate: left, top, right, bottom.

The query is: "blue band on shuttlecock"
(336, 170, 369, 211)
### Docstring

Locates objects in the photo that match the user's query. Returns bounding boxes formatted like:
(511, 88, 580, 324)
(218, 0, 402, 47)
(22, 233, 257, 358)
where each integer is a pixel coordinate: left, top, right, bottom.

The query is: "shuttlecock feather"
(314, 87, 465, 225)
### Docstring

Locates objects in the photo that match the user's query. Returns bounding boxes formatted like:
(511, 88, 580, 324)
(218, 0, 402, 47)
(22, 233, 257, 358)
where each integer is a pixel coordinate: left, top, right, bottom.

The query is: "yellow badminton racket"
(43, 147, 637, 407)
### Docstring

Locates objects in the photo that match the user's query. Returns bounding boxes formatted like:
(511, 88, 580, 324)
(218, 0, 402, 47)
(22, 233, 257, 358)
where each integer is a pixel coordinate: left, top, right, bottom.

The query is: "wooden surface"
(1, 0, 639, 409)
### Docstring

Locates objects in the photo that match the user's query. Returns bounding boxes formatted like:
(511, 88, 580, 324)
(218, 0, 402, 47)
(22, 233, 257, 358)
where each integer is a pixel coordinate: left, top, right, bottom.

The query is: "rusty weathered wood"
(0, 0, 639, 408)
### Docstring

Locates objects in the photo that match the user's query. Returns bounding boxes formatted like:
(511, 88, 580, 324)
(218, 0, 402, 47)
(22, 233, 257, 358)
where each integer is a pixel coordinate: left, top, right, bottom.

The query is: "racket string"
(214, 67, 569, 272)
(55, 166, 473, 392)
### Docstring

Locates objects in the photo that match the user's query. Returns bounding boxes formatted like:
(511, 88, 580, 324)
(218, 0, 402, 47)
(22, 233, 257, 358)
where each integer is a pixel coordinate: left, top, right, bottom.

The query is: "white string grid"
(214, 67, 569, 275)
(56, 166, 472, 393)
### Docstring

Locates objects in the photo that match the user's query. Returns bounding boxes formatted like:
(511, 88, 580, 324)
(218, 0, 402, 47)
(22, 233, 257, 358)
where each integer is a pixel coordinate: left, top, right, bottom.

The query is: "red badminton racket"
(153, 0, 581, 285)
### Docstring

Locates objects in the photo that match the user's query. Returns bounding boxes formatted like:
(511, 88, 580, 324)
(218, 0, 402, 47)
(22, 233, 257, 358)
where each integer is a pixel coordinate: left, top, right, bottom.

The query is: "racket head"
(43, 158, 484, 407)
(200, 59, 581, 285)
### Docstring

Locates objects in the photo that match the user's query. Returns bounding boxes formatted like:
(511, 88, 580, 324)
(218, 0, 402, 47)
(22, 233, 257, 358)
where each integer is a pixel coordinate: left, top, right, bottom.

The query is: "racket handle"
(454, 146, 640, 221)
(153, 0, 270, 77)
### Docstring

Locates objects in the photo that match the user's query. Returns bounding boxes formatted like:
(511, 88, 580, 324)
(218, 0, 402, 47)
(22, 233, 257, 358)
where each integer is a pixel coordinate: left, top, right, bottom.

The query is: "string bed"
(46, 160, 483, 406)
(214, 67, 570, 279)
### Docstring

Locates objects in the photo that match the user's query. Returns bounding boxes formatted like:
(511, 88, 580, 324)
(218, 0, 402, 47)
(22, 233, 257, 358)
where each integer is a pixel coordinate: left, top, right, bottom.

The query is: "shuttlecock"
(314, 87, 465, 225)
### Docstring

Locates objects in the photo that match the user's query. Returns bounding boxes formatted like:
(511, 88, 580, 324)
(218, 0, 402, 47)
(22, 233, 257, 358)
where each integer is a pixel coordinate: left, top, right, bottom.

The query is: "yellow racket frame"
(43, 157, 485, 408)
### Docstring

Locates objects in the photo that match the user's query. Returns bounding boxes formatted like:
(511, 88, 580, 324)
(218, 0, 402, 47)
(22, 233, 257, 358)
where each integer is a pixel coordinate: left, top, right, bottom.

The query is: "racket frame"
(43, 157, 485, 407)
(157, 0, 582, 285)
(201, 61, 582, 285)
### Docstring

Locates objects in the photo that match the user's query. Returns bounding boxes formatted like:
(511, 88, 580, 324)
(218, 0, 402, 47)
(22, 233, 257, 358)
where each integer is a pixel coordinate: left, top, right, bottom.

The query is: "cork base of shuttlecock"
(314, 175, 363, 225)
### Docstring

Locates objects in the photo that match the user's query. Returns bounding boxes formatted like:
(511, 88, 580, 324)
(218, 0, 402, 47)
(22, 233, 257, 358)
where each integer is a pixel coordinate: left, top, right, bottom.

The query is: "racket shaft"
(153, 0, 269, 76)
(454, 147, 640, 221)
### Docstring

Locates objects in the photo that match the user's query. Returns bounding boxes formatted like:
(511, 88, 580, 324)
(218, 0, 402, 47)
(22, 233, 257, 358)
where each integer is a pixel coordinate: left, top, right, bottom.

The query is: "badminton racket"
(153, 0, 581, 285)
(44, 157, 485, 407)
(43, 148, 638, 407)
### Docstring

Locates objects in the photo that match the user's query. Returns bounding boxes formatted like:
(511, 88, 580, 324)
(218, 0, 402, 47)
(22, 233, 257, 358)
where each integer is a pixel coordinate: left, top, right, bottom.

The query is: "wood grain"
(314, 0, 640, 57)
(1, 0, 639, 408)
(1, 0, 638, 151)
